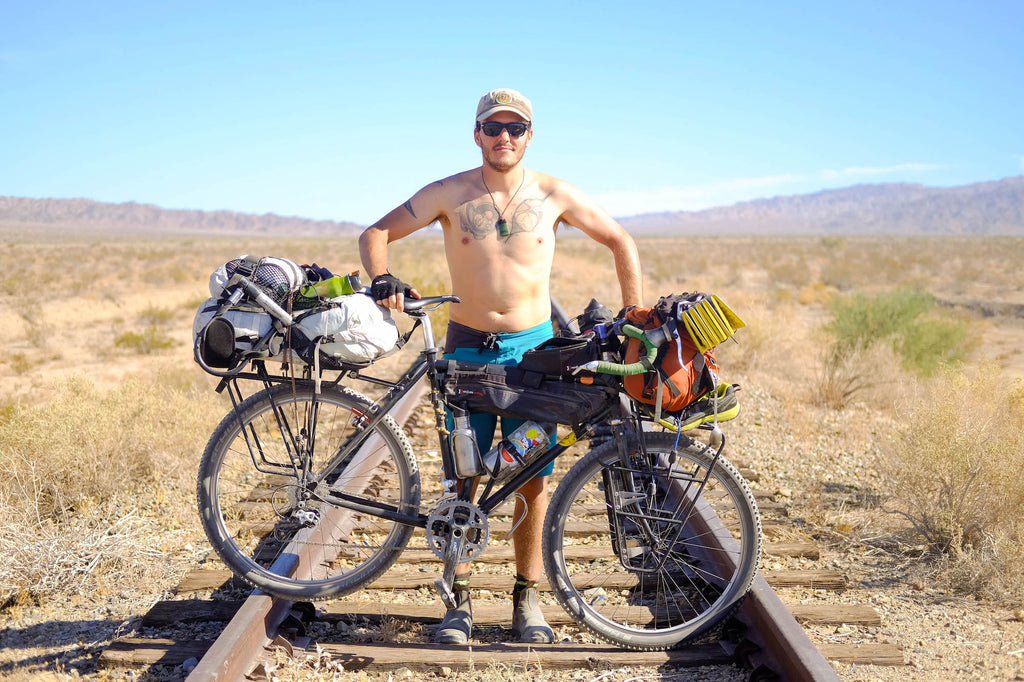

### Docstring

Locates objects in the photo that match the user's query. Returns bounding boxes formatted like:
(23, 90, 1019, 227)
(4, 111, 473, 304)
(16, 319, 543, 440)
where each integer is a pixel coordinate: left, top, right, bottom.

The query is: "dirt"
(3, 236, 1024, 680)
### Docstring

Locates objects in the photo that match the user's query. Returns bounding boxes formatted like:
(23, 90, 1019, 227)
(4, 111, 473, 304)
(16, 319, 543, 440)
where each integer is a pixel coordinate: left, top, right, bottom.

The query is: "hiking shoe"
(435, 584, 472, 644)
(675, 382, 740, 431)
(512, 585, 554, 643)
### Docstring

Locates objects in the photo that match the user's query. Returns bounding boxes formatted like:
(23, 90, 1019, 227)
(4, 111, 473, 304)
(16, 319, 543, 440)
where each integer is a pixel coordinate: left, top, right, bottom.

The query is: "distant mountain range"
(618, 175, 1024, 236)
(0, 196, 363, 237)
(3, 175, 1023, 237)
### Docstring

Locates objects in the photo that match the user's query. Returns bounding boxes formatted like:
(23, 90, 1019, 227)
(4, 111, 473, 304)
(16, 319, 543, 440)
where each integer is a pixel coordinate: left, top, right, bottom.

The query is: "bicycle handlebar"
(572, 321, 673, 377)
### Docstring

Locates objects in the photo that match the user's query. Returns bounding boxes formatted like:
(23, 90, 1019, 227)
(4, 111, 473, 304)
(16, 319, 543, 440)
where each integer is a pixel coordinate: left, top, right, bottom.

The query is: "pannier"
(622, 292, 744, 414)
(440, 360, 617, 426)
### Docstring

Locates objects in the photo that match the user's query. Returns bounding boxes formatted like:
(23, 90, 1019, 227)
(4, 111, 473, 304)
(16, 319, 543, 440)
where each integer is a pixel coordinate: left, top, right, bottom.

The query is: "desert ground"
(2, 230, 1023, 680)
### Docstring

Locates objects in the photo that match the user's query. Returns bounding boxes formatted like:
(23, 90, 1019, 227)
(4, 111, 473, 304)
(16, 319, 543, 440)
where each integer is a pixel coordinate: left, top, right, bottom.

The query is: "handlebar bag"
(441, 360, 617, 426)
(622, 294, 721, 413)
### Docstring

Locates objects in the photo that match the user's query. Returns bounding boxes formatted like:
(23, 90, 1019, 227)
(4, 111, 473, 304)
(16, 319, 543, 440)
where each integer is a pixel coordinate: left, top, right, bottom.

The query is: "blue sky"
(2, 1, 1021, 224)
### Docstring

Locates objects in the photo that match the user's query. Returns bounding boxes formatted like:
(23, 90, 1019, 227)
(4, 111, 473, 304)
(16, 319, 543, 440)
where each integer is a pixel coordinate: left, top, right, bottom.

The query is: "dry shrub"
(879, 365, 1024, 603)
(0, 365, 226, 604)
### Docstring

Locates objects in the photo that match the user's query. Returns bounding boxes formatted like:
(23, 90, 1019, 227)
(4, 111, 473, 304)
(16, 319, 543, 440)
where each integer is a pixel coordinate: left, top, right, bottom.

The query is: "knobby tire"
(543, 432, 761, 650)
(197, 384, 420, 600)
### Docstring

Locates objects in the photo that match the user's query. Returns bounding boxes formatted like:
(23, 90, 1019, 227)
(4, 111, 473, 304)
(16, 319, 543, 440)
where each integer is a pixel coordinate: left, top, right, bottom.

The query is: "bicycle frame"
(211, 293, 727, 578)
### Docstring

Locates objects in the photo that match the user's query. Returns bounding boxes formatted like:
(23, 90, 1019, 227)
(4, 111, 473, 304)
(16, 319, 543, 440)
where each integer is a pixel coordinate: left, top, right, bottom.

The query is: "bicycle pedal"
(435, 578, 457, 610)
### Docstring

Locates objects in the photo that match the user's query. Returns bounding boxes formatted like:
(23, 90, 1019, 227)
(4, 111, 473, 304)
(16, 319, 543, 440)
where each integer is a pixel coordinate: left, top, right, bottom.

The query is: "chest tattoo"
(459, 196, 547, 240)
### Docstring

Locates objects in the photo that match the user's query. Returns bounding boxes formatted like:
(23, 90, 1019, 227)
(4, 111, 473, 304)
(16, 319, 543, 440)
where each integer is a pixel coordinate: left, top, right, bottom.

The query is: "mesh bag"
(211, 256, 306, 305)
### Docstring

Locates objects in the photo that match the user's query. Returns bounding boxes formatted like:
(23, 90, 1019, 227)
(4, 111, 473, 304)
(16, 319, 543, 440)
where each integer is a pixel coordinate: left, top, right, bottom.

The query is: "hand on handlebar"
(371, 273, 421, 312)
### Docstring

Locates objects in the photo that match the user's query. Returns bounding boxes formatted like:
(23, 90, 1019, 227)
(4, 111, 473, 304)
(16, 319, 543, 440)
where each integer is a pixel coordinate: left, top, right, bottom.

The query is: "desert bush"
(816, 287, 970, 407)
(138, 304, 176, 325)
(114, 326, 176, 353)
(879, 366, 1024, 603)
(0, 369, 225, 603)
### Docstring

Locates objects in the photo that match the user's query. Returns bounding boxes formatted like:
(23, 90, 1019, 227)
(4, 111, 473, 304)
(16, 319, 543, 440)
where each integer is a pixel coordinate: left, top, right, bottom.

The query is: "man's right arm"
(359, 182, 446, 310)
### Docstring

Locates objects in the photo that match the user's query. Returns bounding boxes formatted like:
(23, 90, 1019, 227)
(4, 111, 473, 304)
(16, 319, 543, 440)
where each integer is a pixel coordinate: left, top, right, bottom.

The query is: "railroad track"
(98, 332, 904, 679)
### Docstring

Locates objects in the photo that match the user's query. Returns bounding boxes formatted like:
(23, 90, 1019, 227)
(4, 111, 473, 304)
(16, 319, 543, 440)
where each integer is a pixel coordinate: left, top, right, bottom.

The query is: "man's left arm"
(558, 186, 643, 308)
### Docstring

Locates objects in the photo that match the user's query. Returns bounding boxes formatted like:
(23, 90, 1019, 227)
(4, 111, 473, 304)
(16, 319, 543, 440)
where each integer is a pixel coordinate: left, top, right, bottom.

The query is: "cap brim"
(476, 105, 531, 122)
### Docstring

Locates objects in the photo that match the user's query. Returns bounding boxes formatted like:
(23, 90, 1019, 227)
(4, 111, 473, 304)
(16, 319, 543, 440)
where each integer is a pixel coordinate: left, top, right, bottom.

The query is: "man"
(359, 88, 642, 645)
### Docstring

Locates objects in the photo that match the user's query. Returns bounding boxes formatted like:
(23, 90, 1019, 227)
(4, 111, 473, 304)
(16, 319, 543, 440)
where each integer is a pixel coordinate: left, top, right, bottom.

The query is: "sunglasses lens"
(481, 122, 528, 137)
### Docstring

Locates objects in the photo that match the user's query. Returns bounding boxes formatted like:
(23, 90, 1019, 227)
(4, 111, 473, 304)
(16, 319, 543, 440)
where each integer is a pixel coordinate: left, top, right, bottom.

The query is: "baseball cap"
(476, 88, 533, 122)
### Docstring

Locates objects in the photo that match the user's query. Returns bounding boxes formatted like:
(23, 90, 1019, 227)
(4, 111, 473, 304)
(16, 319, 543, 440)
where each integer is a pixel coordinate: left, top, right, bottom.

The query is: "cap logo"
(496, 92, 513, 104)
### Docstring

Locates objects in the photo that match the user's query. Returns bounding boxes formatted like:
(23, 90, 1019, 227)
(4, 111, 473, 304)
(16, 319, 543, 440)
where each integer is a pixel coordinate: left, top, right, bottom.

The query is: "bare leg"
(512, 475, 548, 579)
(511, 475, 554, 643)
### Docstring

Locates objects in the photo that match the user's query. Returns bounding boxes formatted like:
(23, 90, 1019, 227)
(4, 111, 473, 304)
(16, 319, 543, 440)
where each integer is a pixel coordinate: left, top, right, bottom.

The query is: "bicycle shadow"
(0, 616, 131, 678)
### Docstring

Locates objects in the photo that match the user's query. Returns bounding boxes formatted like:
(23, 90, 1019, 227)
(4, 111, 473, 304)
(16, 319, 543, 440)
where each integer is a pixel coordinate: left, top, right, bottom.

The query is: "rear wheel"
(543, 432, 761, 650)
(197, 384, 420, 599)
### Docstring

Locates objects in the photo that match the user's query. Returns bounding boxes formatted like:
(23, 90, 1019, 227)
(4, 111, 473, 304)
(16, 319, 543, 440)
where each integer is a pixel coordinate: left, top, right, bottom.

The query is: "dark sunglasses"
(477, 121, 531, 138)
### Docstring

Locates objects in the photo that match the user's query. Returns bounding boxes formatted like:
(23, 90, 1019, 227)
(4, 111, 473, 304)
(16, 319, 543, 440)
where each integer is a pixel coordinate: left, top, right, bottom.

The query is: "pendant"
(496, 219, 511, 237)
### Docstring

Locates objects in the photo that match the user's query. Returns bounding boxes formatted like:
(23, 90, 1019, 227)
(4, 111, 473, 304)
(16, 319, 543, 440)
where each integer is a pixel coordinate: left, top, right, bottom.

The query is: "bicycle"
(194, 284, 762, 651)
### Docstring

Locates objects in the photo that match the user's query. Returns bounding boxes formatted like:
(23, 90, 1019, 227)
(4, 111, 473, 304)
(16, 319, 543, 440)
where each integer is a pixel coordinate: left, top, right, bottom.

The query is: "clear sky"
(2, 1, 1021, 225)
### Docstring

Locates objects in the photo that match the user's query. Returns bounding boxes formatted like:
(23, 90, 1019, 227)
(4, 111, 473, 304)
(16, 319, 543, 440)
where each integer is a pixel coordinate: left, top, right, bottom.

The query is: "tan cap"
(476, 88, 533, 122)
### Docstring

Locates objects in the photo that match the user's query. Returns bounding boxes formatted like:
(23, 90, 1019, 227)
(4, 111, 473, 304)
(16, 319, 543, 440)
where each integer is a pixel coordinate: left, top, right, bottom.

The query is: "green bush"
(114, 327, 175, 354)
(817, 288, 970, 407)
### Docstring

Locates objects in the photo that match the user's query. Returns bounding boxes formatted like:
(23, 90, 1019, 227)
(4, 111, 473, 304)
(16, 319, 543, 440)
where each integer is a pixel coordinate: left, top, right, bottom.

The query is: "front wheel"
(197, 384, 420, 600)
(543, 431, 761, 650)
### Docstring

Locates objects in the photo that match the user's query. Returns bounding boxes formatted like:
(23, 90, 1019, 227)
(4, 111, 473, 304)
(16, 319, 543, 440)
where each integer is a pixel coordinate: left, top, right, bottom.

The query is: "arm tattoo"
(403, 200, 417, 219)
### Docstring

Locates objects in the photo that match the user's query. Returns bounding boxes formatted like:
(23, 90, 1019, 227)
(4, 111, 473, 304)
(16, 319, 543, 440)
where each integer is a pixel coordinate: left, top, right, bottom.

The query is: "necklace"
(481, 168, 526, 237)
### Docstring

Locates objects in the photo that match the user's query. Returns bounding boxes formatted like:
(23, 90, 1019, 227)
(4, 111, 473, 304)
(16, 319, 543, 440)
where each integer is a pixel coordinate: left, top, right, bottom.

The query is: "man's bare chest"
(451, 190, 558, 242)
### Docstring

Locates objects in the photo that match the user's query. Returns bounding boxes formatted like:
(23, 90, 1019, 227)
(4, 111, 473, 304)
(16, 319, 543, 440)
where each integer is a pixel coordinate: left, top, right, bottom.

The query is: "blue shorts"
(443, 319, 557, 478)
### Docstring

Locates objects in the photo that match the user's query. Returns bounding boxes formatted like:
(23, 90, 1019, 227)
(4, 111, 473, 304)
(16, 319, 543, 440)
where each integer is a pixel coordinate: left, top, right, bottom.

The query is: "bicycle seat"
(403, 295, 461, 313)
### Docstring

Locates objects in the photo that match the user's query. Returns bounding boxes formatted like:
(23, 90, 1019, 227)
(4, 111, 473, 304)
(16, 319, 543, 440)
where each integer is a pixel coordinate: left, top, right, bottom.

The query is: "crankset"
(425, 498, 490, 608)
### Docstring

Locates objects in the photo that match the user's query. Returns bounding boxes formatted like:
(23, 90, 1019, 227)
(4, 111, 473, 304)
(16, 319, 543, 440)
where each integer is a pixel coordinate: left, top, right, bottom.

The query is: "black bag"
(441, 360, 617, 426)
(518, 334, 600, 377)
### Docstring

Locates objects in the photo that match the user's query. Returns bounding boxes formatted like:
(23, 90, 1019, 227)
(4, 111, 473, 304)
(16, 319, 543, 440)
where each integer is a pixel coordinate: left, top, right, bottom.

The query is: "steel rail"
(664, 447, 841, 681)
(186, 374, 430, 682)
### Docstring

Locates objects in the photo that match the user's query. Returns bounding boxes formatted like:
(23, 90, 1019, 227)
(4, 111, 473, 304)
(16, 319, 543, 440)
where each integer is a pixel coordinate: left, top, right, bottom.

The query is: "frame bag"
(441, 360, 616, 426)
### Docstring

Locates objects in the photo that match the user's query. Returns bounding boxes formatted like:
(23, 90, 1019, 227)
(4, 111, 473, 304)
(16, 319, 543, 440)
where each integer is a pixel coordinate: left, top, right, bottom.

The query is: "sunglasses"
(477, 121, 531, 138)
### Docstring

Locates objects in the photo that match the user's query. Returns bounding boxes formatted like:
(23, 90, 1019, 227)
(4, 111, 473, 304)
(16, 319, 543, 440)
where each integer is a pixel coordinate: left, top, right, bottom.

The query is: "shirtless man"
(359, 88, 642, 645)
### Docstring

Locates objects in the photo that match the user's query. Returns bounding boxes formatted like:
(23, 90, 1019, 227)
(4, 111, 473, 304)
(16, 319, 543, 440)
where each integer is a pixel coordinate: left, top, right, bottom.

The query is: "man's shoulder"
(531, 171, 583, 203)
(427, 168, 479, 191)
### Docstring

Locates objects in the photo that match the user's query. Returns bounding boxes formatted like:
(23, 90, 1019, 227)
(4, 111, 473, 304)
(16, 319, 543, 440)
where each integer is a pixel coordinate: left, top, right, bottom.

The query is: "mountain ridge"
(3, 175, 1022, 236)
(618, 175, 1024, 235)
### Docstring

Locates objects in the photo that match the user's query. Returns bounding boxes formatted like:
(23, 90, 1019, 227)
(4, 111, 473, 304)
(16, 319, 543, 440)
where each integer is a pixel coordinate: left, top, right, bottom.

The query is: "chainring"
(425, 498, 490, 562)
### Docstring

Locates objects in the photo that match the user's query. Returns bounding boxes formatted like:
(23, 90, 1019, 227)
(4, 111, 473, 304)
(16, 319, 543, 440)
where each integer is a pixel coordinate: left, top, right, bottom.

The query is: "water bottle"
(450, 414, 483, 479)
(481, 421, 551, 484)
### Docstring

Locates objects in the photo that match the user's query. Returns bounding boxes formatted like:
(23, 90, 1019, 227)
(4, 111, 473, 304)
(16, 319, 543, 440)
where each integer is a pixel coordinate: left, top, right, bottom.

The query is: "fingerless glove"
(371, 273, 413, 300)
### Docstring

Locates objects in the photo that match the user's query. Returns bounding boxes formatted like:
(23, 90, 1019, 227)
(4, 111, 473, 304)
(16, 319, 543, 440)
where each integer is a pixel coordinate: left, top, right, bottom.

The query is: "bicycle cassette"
(425, 499, 490, 562)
